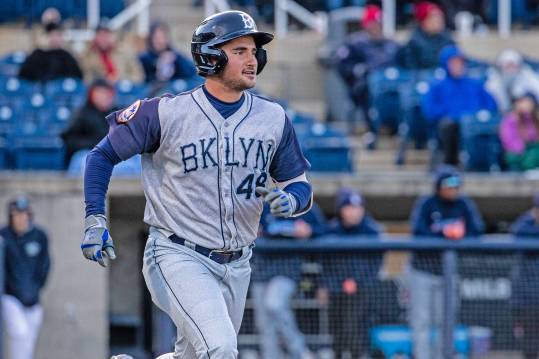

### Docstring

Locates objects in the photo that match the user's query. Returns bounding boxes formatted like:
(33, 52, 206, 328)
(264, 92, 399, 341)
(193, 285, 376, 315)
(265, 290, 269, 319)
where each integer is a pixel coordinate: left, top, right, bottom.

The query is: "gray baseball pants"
(142, 227, 252, 359)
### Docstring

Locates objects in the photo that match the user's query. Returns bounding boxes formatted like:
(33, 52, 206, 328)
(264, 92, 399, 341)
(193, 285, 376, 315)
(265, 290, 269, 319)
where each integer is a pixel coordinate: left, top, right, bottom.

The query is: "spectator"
(499, 92, 539, 171)
(397, 1, 454, 70)
(421, 45, 497, 165)
(1, 195, 50, 359)
(19, 21, 83, 82)
(335, 5, 400, 133)
(408, 166, 484, 359)
(79, 22, 143, 84)
(510, 192, 539, 237)
(510, 193, 539, 359)
(61, 79, 116, 166)
(138, 22, 197, 84)
(324, 188, 382, 359)
(486, 49, 539, 113)
(252, 202, 327, 359)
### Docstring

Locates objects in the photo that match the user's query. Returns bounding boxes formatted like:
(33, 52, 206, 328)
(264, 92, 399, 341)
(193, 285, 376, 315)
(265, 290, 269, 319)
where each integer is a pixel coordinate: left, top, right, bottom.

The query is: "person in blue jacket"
(510, 192, 539, 359)
(325, 188, 382, 359)
(138, 22, 197, 84)
(408, 165, 484, 359)
(421, 45, 497, 165)
(1, 195, 51, 359)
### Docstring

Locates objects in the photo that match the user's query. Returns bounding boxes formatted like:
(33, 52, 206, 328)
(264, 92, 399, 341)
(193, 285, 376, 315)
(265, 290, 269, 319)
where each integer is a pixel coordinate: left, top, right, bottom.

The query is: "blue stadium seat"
(67, 149, 141, 177)
(460, 111, 502, 172)
(369, 325, 469, 358)
(395, 80, 431, 165)
(0, 102, 17, 137)
(46, 106, 72, 135)
(368, 67, 414, 135)
(0, 137, 7, 169)
(115, 80, 149, 107)
(44, 77, 86, 109)
(302, 123, 353, 172)
(10, 136, 65, 170)
(0, 50, 26, 76)
(0, 77, 41, 108)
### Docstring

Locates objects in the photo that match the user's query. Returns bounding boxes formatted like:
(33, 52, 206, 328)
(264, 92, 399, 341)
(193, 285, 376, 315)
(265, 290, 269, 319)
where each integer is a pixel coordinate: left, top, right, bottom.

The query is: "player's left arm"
(256, 115, 312, 218)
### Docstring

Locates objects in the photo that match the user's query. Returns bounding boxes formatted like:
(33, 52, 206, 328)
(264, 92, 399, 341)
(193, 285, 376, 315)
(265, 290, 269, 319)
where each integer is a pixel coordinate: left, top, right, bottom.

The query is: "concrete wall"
(0, 174, 107, 359)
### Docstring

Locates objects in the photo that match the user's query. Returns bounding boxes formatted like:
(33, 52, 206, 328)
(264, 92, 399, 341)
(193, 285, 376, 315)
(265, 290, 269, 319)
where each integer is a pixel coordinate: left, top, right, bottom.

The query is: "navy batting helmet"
(191, 11, 274, 77)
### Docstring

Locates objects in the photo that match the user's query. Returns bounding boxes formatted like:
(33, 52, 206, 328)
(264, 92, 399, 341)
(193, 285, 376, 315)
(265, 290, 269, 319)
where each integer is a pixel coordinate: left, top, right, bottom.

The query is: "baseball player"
(81, 10, 313, 359)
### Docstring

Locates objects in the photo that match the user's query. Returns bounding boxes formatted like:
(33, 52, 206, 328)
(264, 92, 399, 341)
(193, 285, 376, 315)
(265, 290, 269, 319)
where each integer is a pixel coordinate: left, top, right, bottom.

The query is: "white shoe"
(110, 355, 134, 359)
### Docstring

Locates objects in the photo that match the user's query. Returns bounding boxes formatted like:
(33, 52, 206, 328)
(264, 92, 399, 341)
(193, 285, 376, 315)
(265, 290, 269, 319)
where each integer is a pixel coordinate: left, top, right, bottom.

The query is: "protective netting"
(239, 247, 539, 359)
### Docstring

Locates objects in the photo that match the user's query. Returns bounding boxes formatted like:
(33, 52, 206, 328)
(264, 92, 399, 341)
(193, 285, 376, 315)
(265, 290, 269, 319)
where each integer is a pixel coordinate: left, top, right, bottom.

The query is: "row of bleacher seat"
(0, 74, 355, 172)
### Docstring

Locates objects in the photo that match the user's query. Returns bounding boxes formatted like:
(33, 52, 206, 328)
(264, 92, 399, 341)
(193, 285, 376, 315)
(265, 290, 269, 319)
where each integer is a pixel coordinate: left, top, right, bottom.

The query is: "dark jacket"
(336, 32, 400, 90)
(421, 45, 497, 123)
(1, 226, 50, 307)
(61, 103, 112, 166)
(19, 48, 83, 81)
(138, 48, 196, 83)
(329, 215, 382, 236)
(510, 211, 539, 237)
(410, 194, 484, 274)
(397, 27, 454, 69)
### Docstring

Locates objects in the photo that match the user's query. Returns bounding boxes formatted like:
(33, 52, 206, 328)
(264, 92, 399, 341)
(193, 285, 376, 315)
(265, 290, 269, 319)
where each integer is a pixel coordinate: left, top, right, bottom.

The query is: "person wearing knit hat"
(1, 195, 51, 359)
(397, 1, 453, 69)
(510, 192, 539, 359)
(408, 165, 484, 359)
(335, 4, 400, 137)
(325, 188, 382, 359)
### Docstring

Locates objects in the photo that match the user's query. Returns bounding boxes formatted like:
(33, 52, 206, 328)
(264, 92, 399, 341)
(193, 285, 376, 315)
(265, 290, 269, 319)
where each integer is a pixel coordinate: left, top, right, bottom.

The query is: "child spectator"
(486, 49, 539, 113)
(421, 45, 497, 165)
(397, 1, 454, 70)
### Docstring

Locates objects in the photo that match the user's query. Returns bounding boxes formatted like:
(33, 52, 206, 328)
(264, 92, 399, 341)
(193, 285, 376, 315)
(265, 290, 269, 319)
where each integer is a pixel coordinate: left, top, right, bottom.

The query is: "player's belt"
(169, 234, 244, 264)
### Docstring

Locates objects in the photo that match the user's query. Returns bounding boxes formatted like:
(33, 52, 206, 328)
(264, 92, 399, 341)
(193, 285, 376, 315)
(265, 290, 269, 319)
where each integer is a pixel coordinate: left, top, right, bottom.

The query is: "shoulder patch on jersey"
(117, 100, 141, 124)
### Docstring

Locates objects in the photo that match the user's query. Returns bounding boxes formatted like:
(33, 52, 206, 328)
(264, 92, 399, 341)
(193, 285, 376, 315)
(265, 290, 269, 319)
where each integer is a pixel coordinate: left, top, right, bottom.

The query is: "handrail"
(108, 0, 152, 35)
(254, 235, 539, 252)
(204, 0, 231, 17)
(275, 0, 328, 37)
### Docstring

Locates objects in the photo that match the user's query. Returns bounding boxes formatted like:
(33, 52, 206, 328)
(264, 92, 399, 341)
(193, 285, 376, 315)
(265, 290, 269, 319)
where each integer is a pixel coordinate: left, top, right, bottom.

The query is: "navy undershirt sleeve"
(270, 116, 310, 182)
(84, 137, 122, 217)
(284, 181, 312, 213)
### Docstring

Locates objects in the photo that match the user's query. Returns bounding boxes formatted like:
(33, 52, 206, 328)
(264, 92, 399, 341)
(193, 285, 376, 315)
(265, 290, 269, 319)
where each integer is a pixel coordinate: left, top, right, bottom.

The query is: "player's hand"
(81, 214, 116, 267)
(256, 187, 297, 218)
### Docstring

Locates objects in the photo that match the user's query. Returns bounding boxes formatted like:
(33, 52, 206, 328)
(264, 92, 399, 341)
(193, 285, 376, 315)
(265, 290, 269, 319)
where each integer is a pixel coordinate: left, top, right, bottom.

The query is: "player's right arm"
(82, 98, 162, 267)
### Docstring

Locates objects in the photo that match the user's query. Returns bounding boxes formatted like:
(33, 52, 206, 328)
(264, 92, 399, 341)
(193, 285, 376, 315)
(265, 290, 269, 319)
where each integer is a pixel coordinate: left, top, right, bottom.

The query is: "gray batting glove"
(81, 214, 116, 267)
(256, 187, 297, 218)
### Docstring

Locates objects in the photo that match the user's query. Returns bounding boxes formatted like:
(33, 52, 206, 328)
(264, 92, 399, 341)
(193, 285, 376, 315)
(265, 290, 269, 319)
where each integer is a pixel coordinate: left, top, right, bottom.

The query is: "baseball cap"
(414, 1, 443, 23)
(434, 165, 461, 190)
(361, 5, 382, 28)
(8, 195, 31, 212)
(336, 188, 364, 210)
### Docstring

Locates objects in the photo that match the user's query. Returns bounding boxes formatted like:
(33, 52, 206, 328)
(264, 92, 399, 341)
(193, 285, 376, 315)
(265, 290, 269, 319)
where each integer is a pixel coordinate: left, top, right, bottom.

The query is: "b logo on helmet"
(240, 13, 255, 30)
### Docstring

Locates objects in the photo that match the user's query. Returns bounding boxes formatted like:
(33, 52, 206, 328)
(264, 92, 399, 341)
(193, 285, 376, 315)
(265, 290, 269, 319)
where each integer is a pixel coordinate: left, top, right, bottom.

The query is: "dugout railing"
(238, 235, 539, 359)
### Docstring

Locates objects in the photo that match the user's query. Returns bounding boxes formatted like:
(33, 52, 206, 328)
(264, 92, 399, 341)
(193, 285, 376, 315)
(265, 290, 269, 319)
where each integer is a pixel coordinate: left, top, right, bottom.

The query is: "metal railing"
(275, 0, 328, 37)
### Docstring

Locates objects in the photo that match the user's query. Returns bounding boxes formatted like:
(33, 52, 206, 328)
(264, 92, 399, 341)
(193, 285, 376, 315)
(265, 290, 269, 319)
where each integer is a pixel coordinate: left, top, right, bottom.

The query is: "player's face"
(219, 36, 258, 91)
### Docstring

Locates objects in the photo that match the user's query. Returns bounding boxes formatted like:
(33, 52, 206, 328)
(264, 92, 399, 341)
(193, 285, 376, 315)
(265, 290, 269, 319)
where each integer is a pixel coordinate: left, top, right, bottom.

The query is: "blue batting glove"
(256, 186, 297, 218)
(81, 214, 116, 267)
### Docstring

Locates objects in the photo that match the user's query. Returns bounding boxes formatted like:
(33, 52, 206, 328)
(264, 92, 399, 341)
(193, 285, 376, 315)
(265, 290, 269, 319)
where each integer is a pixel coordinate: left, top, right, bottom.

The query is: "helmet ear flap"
(255, 48, 267, 75)
(192, 44, 229, 76)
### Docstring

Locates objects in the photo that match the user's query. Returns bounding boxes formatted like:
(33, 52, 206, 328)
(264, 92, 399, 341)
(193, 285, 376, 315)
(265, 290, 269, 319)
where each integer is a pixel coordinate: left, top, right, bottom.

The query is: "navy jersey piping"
(230, 93, 254, 248)
(191, 93, 226, 249)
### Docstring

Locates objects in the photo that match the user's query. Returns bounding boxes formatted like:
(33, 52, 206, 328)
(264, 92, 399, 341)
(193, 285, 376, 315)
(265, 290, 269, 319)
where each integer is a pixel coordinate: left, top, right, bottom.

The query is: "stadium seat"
(10, 136, 65, 170)
(368, 67, 414, 136)
(46, 106, 72, 135)
(0, 136, 7, 169)
(0, 50, 26, 76)
(115, 80, 149, 107)
(302, 123, 353, 172)
(395, 80, 431, 166)
(459, 111, 502, 172)
(44, 77, 86, 109)
(369, 325, 469, 358)
(0, 77, 41, 107)
(0, 102, 17, 136)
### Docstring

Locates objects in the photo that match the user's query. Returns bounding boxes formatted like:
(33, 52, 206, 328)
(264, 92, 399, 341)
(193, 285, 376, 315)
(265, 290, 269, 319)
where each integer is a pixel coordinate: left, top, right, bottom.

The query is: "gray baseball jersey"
(106, 86, 310, 250)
